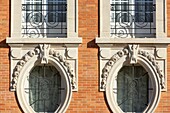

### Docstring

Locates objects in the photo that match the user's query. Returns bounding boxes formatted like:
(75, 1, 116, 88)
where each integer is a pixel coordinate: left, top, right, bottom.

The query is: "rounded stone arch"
(16, 56, 72, 113)
(103, 48, 162, 113)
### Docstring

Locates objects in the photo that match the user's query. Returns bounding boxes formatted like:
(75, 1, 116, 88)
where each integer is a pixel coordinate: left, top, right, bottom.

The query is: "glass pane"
(28, 65, 61, 112)
(24, 0, 42, 23)
(135, 0, 153, 22)
(110, 0, 156, 38)
(47, 0, 66, 22)
(117, 66, 149, 112)
(22, 0, 67, 38)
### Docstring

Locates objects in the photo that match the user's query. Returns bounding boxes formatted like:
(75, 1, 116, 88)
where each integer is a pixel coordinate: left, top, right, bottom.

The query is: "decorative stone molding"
(101, 46, 165, 90)
(138, 49, 165, 89)
(39, 44, 50, 64)
(128, 44, 139, 64)
(101, 47, 129, 89)
(96, 38, 170, 92)
(7, 37, 82, 92)
(11, 45, 77, 91)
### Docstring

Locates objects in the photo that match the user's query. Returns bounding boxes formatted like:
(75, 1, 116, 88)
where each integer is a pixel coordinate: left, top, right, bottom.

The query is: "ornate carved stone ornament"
(100, 44, 165, 91)
(39, 44, 50, 64)
(11, 44, 77, 91)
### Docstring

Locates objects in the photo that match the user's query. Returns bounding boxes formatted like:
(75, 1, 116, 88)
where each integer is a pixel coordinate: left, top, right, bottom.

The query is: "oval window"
(106, 62, 160, 113)
(116, 65, 152, 112)
(25, 65, 62, 112)
(16, 62, 72, 113)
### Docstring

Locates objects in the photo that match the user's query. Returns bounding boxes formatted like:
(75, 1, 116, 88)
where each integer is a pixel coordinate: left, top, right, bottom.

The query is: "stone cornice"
(6, 37, 82, 45)
(96, 37, 170, 45)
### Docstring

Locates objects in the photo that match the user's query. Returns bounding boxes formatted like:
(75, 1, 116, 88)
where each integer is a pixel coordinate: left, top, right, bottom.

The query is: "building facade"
(0, 0, 170, 113)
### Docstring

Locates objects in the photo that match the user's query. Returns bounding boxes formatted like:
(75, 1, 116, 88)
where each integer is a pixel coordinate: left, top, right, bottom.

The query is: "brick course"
(0, 0, 170, 113)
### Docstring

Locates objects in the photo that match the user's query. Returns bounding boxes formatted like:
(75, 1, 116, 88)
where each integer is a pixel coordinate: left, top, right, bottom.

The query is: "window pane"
(48, 0, 67, 22)
(110, 0, 156, 38)
(28, 66, 61, 112)
(22, 0, 67, 38)
(117, 66, 149, 112)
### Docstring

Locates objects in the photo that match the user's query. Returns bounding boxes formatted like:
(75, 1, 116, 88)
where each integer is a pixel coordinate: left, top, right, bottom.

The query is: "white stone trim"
(100, 0, 110, 37)
(156, 0, 167, 38)
(11, 45, 77, 91)
(11, 0, 22, 37)
(67, 0, 78, 37)
(96, 38, 170, 92)
(96, 37, 170, 44)
(100, 46, 165, 90)
(6, 37, 82, 44)
(7, 39, 82, 91)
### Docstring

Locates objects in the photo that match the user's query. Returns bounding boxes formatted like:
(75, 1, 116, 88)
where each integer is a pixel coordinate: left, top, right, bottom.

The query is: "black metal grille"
(110, 1, 156, 38)
(22, 3, 67, 38)
(24, 65, 65, 112)
(116, 65, 152, 112)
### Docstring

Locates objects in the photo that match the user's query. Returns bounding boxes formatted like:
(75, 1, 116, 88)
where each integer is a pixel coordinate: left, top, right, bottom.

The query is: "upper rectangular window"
(10, 0, 78, 38)
(110, 0, 156, 38)
(22, 0, 67, 38)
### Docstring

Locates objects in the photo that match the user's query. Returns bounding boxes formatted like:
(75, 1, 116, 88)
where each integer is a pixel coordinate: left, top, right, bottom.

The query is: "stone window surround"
(95, 38, 170, 112)
(11, 0, 78, 38)
(6, 38, 82, 112)
(16, 56, 72, 113)
(6, 38, 82, 92)
(97, 1, 170, 112)
(7, 0, 82, 91)
(97, 0, 170, 90)
(106, 56, 161, 113)
(7, 0, 81, 112)
(96, 38, 170, 91)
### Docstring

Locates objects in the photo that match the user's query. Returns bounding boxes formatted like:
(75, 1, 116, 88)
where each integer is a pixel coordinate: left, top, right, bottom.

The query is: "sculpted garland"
(101, 45, 165, 90)
(12, 44, 76, 91)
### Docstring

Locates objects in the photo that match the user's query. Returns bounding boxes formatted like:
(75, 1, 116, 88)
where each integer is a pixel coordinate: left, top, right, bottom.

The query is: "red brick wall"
(67, 0, 110, 112)
(0, 0, 21, 113)
(167, 0, 170, 37)
(0, 0, 170, 113)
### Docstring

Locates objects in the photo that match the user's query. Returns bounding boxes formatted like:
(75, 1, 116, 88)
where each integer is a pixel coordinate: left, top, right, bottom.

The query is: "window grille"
(116, 65, 153, 112)
(22, 0, 67, 38)
(110, 0, 156, 38)
(24, 65, 64, 112)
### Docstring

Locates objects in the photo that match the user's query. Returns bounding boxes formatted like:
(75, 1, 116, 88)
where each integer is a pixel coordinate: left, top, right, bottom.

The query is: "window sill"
(6, 37, 82, 45)
(96, 37, 170, 45)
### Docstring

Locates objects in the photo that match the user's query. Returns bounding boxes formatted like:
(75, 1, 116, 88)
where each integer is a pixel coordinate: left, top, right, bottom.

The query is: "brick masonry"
(0, 0, 170, 113)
